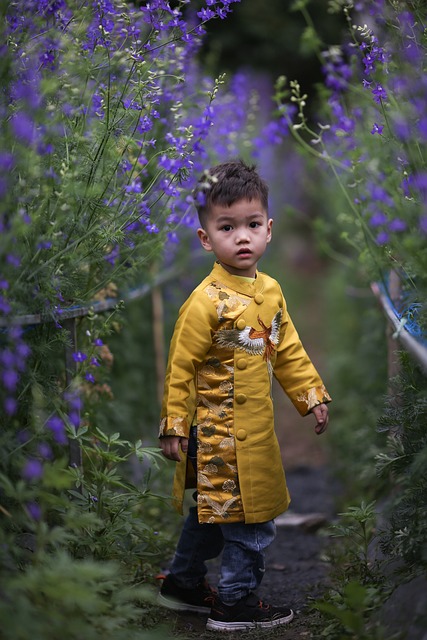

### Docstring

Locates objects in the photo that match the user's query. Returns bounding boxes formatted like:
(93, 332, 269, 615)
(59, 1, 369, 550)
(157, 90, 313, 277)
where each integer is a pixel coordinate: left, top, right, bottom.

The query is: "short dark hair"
(193, 159, 269, 227)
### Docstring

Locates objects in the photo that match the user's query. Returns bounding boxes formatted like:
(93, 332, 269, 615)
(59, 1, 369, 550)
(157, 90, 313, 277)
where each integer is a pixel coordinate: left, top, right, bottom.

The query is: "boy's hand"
(311, 403, 329, 435)
(159, 435, 189, 462)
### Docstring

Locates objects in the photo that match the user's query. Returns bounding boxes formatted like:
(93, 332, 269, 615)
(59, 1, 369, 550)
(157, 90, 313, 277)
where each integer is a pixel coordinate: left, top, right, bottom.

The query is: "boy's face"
(197, 198, 272, 278)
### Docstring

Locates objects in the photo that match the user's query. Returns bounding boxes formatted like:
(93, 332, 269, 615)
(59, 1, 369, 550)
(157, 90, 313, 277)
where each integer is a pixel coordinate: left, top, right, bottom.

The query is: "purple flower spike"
(12, 112, 37, 145)
(22, 459, 44, 482)
(46, 415, 68, 444)
(376, 231, 389, 245)
(371, 123, 383, 135)
(419, 215, 427, 234)
(4, 397, 17, 415)
(389, 218, 406, 232)
(0, 152, 15, 171)
(2, 368, 19, 392)
(26, 502, 42, 521)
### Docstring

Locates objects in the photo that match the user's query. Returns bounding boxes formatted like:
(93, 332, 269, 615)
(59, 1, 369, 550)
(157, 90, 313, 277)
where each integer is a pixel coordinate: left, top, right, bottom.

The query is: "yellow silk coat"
(159, 262, 331, 524)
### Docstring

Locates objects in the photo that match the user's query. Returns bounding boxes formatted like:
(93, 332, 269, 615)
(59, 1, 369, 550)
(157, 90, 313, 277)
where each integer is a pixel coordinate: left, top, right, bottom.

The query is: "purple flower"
(11, 112, 37, 144)
(104, 244, 120, 265)
(37, 442, 53, 460)
(418, 117, 427, 142)
(6, 254, 21, 268)
(68, 411, 80, 429)
(368, 184, 394, 207)
(369, 211, 387, 227)
(376, 231, 389, 245)
(389, 218, 406, 232)
(394, 117, 411, 142)
(26, 502, 42, 521)
(0, 152, 15, 171)
(93, 338, 103, 346)
(64, 391, 82, 412)
(85, 372, 95, 383)
(2, 368, 19, 392)
(46, 415, 68, 444)
(90, 357, 101, 367)
(1, 349, 15, 368)
(137, 115, 153, 134)
(371, 123, 383, 135)
(197, 8, 215, 19)
(372, 84, 387, 103)
(37, 241, 52, 250)
(72, 351, 87, 362)
(22, 459, 44, 482)
(4, 397, 17, 415)
(0, 296, 11, 315)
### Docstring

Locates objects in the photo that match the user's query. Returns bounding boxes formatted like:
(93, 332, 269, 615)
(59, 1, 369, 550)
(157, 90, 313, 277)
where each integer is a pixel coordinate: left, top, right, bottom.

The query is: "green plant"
(0, 551, 170, 640)
(315, 580, 391, 640)
(329, 501, 380, 583)
(376, 353, 427, 580)
(313, 502, 394, 640)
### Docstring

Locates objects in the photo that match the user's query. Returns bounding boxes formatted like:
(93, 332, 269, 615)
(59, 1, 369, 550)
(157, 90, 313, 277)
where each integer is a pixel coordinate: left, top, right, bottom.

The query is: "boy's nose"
(236, 229, 250, 242)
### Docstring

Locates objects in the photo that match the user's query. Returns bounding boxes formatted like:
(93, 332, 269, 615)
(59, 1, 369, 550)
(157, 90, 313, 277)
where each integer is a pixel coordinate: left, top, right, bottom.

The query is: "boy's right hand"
(159, 435, 189, 462)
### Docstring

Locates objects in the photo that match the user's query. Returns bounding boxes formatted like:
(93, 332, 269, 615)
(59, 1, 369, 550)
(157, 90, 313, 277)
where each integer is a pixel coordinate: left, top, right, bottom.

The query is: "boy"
(158, 159, 331, 632)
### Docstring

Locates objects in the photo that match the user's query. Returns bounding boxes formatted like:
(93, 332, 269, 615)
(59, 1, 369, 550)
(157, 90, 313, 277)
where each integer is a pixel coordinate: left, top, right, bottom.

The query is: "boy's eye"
(249, 221, 260, 228)
(221, 225, 232, 231)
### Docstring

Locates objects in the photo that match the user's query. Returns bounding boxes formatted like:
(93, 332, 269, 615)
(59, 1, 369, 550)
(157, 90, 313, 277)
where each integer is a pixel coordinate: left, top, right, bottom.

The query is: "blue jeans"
(169, 427, 276, 605)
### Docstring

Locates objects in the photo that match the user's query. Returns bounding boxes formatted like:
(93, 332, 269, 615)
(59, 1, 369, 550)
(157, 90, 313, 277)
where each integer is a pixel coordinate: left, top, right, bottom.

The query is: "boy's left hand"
(311, 403, 329, 435)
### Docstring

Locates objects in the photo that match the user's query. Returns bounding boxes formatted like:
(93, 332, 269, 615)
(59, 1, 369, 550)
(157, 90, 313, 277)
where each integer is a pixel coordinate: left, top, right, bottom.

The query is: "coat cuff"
(294, 385, 332, 416)
(159, 415, 188, 438)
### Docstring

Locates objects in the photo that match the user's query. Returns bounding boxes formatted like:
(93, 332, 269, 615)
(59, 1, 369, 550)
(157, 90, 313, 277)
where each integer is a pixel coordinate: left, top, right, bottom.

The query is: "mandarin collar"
(210, 261, 265, 297)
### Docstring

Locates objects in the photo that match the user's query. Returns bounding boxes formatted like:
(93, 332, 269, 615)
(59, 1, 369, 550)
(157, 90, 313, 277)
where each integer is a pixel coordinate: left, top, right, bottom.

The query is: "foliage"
(315, 580, 392, 640)
(376, 353, 427, 579)
(322, 260, 388, 499)
(270, 2, 427, 636)
(314, 502, 393, 640)
(0, 552, 168, 640)
(0, 0, 272, 636)
(0, 409, 172, 637)
(272, 0, 427, 330)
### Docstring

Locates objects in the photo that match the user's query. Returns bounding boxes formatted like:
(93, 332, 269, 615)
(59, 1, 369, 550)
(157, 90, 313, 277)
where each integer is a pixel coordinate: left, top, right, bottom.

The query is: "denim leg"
(169, 505, 224, 588)
(217, 520, 276, 604)
(169, 426, 224, 588)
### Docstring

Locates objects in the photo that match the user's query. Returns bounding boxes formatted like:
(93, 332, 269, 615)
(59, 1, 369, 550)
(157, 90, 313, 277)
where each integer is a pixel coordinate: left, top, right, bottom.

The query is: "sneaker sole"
(157, 592, 212, 614)
(206, 609, 294, 632)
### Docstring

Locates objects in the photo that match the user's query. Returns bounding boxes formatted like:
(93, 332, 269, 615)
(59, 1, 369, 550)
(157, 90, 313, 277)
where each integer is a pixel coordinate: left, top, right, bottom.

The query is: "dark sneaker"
(206, 592, 294, 631)
(158, 573, 216, 614)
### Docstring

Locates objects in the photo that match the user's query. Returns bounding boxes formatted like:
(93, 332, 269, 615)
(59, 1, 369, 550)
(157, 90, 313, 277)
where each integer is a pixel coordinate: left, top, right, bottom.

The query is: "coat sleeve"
(159, 289, 218, 438)
(273, 293, 331, 416)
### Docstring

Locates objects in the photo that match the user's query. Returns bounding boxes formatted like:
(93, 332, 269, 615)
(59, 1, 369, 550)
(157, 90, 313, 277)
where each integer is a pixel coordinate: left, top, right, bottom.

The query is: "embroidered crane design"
(215, 309, 282, 363)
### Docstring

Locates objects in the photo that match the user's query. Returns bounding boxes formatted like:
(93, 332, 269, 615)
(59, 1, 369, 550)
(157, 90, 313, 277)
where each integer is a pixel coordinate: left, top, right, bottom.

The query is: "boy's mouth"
(237, 248, 252, 256)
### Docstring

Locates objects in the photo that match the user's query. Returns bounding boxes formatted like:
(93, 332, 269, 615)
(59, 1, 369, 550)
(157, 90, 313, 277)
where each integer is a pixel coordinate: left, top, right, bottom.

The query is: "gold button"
(236, 318, 246, 330)
(236, 358, 247, 370)
(254, 293, 264, 304)
(235, 393, 247, 404)
(236, 429, 247, 441)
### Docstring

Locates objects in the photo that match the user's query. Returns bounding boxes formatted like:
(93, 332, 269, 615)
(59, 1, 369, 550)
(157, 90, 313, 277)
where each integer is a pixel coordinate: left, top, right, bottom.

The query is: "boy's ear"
(266, 218, 273, 243)
(197, 227, 213, 252)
